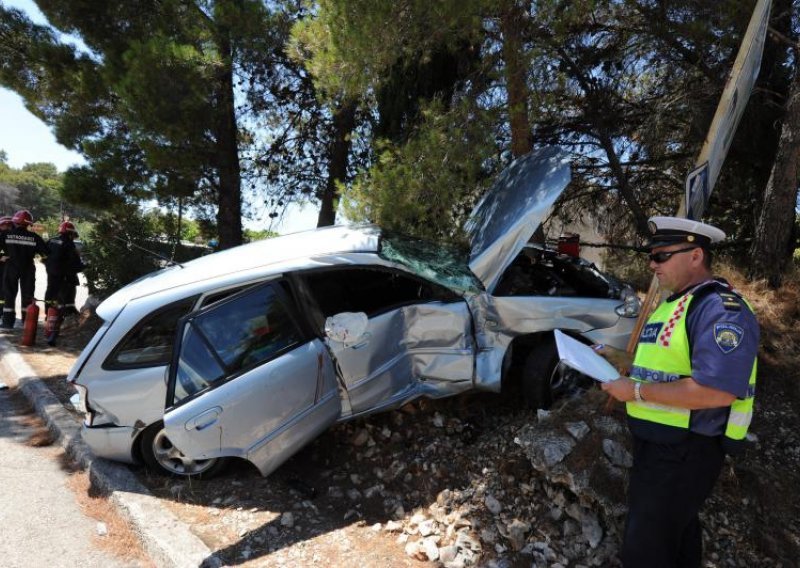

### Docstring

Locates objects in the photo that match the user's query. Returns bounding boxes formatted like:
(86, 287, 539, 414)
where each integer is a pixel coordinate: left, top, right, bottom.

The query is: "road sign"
(685, 162, 709, 220)
(686, 0, 771, 214)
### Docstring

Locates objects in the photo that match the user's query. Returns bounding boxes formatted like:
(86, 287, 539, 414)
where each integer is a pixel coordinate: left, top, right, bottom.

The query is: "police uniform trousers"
(621, 432, 725, 568)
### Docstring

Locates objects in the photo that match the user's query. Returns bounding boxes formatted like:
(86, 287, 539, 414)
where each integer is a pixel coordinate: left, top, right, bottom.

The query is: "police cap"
(646, 216, 725, 250)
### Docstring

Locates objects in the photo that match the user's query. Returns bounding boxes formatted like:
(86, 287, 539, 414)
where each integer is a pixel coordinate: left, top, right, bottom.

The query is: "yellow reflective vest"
(628, 280, 757, 444)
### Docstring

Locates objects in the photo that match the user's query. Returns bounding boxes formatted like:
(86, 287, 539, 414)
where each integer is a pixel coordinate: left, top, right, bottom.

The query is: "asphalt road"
(0, 386, 128, 567)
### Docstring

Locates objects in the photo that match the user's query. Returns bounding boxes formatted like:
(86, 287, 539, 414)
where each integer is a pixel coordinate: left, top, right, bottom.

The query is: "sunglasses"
(648, 247, 698, 264)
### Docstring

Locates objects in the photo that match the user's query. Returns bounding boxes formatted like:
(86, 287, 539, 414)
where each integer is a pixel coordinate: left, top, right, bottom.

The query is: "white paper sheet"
(553, 329, 621, 383)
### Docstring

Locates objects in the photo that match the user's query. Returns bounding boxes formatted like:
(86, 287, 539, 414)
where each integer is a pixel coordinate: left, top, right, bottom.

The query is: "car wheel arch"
(501, 331, 592, 409)
(136, 420, 230, 479)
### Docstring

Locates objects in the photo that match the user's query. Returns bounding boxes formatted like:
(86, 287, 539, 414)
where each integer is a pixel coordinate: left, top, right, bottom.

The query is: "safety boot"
(0, 312, 15, 330)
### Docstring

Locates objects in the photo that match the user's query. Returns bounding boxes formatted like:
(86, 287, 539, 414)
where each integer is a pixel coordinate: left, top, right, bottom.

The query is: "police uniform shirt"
(680, 284, 759, 437)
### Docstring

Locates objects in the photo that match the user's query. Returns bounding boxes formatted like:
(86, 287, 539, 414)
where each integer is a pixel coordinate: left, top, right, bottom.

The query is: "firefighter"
(0, 210, 49, 329)
(44, 221, 85, 345)
(0, 215, 13, 319)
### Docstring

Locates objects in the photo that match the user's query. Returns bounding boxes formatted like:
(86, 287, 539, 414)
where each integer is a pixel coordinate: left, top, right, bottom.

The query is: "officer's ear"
(691, 247, 706, 268)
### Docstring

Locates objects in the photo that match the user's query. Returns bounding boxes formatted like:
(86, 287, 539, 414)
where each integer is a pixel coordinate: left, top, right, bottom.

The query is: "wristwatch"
(634, 381, 644, 402)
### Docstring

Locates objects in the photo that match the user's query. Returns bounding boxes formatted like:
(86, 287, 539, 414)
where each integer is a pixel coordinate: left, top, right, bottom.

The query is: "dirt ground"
(12, 275, 800, 567)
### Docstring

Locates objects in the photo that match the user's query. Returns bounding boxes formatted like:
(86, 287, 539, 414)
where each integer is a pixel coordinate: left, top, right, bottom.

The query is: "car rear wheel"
(140, 421, 228, 478)
(521, 338, 590, 409)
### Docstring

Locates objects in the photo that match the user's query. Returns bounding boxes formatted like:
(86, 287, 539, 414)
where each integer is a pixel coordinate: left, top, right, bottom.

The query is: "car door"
(301, 266, 474, 416)
(162, 280, 341, 477)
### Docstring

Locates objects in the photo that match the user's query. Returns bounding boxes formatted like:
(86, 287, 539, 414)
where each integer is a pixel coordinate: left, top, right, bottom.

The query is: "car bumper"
(81, 423, 138, 464)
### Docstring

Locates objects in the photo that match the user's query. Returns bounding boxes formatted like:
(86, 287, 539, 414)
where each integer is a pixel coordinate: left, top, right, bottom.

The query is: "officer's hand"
(601, 377, 636, 402)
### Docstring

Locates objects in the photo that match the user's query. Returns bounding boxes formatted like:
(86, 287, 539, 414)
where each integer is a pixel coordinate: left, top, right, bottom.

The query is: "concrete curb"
(0, 336, 215, 568)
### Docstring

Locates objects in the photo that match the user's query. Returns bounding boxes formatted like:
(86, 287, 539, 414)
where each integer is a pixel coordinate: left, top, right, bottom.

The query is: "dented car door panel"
(402, 301, 474, 389)
(326, 300, 474, 416)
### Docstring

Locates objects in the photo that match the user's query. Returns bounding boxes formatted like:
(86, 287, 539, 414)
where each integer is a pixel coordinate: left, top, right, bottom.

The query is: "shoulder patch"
(718, 291, 742, 311)
(714, 322, 744, 353)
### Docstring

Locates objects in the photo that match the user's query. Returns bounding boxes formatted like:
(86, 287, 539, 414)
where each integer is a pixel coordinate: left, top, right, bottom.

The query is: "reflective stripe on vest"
(627, 280, 757, 441)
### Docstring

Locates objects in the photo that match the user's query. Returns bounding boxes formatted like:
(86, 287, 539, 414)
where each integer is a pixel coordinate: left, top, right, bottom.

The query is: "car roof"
(98, 225, 381, 319)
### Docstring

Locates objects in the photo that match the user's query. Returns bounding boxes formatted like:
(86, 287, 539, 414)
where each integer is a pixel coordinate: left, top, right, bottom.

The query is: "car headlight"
(615, 288, 641, 318)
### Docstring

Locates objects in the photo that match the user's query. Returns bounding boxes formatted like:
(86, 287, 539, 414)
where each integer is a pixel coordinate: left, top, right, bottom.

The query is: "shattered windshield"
(379, 233, 483, 294)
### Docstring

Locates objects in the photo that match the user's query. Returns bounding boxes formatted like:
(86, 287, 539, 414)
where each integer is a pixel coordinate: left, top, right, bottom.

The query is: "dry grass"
(66, 471, 156, 568)
(717, 263, 800, 372)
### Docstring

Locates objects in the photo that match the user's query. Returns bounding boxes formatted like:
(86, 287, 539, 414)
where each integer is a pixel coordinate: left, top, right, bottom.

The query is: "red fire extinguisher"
(20, 301, 40, 347)
(44, 306, 61, 346)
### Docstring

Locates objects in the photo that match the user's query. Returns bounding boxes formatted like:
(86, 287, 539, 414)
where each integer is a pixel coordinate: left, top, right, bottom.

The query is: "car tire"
(139, 421, 228, 479)
(521, 337, 590, 409)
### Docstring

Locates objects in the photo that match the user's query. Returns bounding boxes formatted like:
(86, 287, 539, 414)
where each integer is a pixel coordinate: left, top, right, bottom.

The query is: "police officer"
(44, 221, 85, 344)
(598, 216, 759, 567)
(0, 210, 49, 329)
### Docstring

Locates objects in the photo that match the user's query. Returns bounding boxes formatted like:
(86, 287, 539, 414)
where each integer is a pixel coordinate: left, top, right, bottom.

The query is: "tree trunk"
(749, 65, 800, 288)
(214, 31, 243, 250)
(318, 100, 357, 227)
(597, 130, 652, 238)
(500, 1, 533, 158)
(501, 1, 542, 242)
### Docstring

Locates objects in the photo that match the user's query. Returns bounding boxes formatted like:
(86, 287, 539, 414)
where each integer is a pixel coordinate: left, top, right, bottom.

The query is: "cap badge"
(687, 235, 695, 242)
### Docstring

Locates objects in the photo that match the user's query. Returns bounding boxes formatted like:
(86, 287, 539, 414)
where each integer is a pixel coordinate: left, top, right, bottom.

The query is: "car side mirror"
(324, 312, 368, 345)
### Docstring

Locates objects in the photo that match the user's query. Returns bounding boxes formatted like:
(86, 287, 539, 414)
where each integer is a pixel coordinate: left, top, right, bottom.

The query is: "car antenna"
(111, 235, 186, 269)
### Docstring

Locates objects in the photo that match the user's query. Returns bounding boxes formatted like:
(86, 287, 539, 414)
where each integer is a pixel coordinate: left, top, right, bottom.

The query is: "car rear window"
(104, 298, 196, 369)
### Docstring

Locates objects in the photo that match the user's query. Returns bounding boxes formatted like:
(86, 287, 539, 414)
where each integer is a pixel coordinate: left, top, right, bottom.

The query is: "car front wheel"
(140, 421, 228, 478)
(521, 338, 591, 409)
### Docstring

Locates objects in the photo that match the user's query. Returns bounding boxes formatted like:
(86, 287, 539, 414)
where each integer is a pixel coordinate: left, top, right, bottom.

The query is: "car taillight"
(71, 384, 89, 414)
(615, 292, 641, 318)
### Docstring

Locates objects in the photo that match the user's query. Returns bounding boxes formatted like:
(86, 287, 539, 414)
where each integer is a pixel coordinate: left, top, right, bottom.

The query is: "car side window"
(303, 267, 457, 318)
(171, 283, 303, 405)
(104, 298, 196, 369)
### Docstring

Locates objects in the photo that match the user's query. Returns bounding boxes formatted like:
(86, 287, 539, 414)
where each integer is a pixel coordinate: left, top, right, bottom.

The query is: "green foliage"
(2, 1, 796, 280)
(0, 159, 63, 219)
(79, 202, 223, 298)
(81, 208, 163, 298)
(344, 101, 496, 242)
(38, 216, 93, 240)
(291, 0, 486, 98)
(244, 228, 279, 242)
(602, 248, 652, 293)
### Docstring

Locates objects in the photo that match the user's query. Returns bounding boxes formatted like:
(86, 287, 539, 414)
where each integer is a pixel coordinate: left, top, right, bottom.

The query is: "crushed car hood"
(466, 147, 570, 292)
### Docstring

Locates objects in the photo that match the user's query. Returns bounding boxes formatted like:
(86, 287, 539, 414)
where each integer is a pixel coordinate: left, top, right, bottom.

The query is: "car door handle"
(186, 407, 221, 431)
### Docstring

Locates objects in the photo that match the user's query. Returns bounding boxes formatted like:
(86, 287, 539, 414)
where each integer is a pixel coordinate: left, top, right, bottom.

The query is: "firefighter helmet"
(58, 221, 78, 236)
(12, 209, 33, 226)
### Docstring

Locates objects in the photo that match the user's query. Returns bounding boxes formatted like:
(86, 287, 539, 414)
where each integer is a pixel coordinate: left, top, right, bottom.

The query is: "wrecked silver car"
(68, 147, 640, 478)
